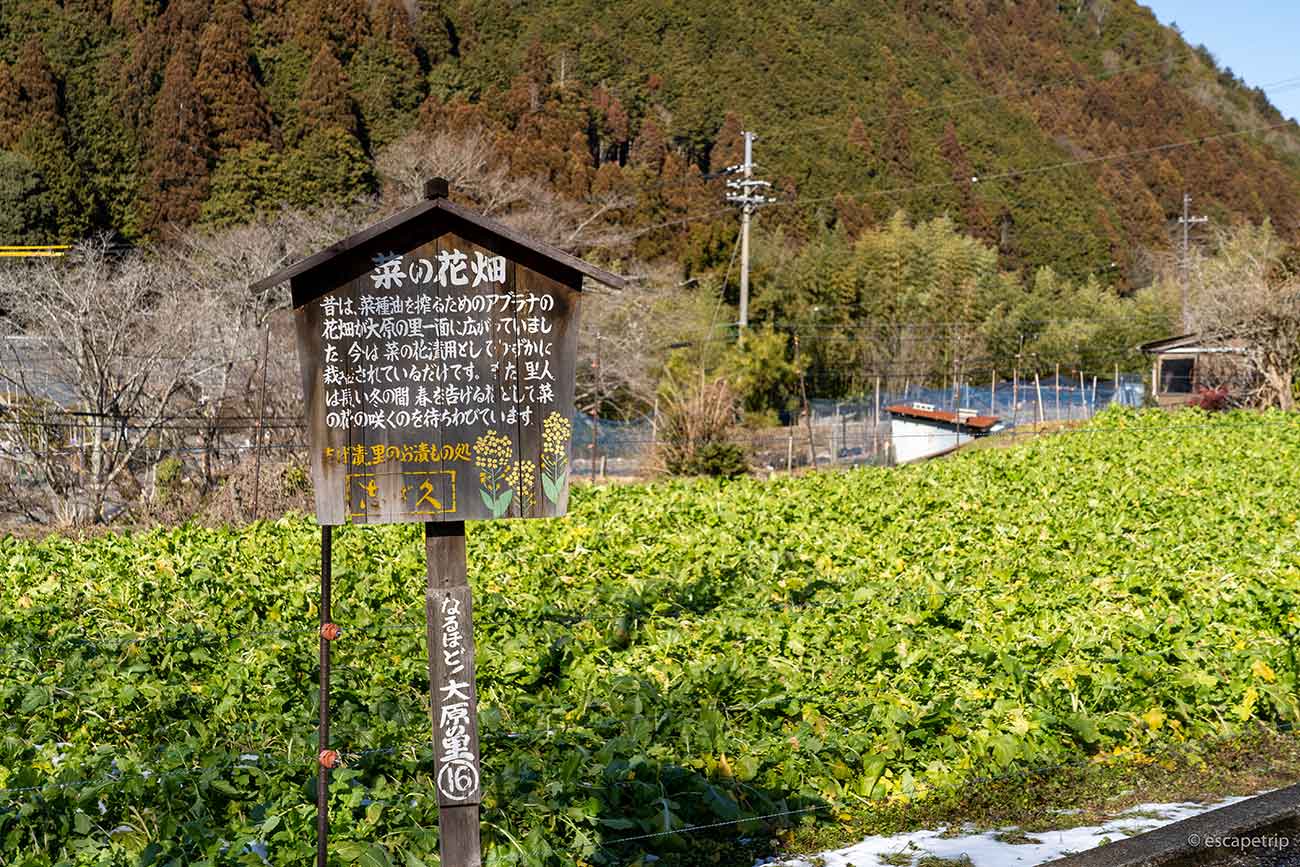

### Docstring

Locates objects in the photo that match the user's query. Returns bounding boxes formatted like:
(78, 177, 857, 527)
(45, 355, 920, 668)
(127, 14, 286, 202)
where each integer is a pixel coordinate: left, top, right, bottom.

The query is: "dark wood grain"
(295, 230, 582, 525)
(425, 522, 483, 866)
(437, 805, 482, 867)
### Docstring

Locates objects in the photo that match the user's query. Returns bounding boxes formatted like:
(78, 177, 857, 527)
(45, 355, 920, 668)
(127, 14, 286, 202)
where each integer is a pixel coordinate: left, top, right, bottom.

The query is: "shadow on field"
(587, 762, 827, 867)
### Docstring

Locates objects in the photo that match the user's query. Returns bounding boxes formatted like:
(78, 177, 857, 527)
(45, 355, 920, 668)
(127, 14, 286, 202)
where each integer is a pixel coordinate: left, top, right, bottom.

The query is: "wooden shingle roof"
(250, 179, 627, 305)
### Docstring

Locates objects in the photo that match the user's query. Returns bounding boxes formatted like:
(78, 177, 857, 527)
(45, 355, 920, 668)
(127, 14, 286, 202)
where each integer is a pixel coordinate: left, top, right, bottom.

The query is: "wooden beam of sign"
(425, 522, 482, 867)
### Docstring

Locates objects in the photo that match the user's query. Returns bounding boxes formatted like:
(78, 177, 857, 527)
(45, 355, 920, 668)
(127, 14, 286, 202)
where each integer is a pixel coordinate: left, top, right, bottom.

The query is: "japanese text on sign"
(435, 593, 479, 802)
(318, 251, 560, 431)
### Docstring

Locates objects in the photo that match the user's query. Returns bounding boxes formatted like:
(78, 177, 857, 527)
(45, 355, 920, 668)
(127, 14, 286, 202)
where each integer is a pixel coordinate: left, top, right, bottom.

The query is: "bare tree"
(377, 130, 633, 253)
(377, 129, 523, 214)
(1187, 221, 1300, 410)
(0, 238, 220, 522)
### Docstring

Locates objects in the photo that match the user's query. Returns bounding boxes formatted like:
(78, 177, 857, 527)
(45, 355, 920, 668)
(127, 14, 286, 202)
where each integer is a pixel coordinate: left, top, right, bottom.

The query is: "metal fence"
(572, 375, 1146, 478)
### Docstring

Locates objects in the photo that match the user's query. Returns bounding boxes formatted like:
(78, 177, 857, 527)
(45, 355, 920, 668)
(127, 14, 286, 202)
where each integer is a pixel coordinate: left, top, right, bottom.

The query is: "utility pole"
(1178, 192, 1208, 332)
(725, 131, 772, 331)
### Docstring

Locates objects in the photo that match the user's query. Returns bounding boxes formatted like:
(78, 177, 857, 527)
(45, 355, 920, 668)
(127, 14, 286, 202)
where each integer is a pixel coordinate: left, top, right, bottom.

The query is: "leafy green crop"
(3, 408, 1300, 866)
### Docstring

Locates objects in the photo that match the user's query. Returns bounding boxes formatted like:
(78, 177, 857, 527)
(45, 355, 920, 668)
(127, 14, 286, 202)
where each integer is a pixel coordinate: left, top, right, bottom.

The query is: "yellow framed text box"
(345, 470, 457, 520)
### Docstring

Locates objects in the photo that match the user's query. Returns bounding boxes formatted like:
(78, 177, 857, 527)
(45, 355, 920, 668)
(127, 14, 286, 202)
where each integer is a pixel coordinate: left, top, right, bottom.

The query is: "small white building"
(887, 403, 1002, 464)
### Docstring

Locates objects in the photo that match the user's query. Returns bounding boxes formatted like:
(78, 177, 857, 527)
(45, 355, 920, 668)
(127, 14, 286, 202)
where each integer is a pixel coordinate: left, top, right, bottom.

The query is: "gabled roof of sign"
(250, 178, 627, 303)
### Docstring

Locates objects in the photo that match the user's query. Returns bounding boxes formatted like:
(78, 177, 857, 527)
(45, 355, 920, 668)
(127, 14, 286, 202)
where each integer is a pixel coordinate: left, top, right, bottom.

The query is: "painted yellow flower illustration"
(540, 412, 572, 506)
(474, 429, 515, 517)
(507, 458, 538, 510)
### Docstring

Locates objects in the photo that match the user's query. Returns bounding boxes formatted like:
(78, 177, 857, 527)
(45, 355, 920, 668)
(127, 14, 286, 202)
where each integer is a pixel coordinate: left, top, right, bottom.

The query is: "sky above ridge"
(1144, 1, 1300, 121)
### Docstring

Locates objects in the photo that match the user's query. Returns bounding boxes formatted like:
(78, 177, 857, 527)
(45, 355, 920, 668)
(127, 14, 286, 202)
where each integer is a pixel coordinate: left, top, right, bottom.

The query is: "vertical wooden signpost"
(254, 179, 624, 867)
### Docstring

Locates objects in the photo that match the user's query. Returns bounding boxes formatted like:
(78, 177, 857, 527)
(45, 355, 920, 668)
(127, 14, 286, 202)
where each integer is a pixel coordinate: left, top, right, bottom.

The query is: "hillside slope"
(1, 0, 1298, 283)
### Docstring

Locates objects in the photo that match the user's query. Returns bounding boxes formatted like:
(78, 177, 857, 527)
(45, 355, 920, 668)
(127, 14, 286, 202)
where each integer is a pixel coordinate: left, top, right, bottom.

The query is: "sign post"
(425, 521, 481, 865)
(254, 178, 624, 866)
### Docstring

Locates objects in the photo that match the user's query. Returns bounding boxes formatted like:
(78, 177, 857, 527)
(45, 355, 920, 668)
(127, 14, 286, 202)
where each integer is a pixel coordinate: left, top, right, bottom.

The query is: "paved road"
(1043, 784, 1300, 867)
(1160, 816, 1300, 867)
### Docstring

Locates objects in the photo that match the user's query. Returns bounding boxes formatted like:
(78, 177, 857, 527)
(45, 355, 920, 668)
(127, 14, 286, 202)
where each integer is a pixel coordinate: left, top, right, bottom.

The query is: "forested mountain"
(2, 0, 1299, 286)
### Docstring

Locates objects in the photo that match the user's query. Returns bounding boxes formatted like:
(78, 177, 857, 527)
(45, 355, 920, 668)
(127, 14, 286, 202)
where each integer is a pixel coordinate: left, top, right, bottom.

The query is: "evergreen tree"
(14, 38, 60, 117)
(197, 0, 273, 152)
(285, 127, 372, 206)
(72, 48, 145, 240)
(0, 150, 56, 241)
(292, 0, 368, 60)
(709, 112, 744, 172)
(520, 38, 550, 111)
(0, 64, 20, 148)
(631, 116, 667, 172)
(350, 0, 424, 148)
(371, 0, 416, 51)
(296, 43, 359, 141)
(9, 39, 93, 238)
(141, 43, 214, 232)
(201, 140, 288, 224)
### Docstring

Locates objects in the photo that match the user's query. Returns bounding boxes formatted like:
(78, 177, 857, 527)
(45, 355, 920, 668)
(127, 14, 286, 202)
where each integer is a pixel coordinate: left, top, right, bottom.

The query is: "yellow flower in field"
(1252, 658, 1277, 683)
(1141, 707, 1165, 731)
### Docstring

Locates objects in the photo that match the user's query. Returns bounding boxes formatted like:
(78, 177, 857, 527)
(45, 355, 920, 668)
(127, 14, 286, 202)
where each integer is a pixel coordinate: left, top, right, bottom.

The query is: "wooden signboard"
(254, 179, 623, 867)
(295, 235, 580, 525)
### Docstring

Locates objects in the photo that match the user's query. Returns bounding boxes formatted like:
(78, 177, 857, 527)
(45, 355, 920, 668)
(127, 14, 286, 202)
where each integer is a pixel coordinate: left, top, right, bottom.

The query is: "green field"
(3, 408, 1300, 866)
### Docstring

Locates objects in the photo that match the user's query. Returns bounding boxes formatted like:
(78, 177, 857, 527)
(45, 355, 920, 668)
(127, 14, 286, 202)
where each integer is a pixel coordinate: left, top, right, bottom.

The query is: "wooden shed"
(1138, 332, 1247, 407)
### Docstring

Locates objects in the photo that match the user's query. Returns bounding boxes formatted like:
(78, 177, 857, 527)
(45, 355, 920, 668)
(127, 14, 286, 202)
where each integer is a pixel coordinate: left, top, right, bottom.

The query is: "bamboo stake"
(1054, 363, 1061, 420)
(1012, 367, 1019, 426)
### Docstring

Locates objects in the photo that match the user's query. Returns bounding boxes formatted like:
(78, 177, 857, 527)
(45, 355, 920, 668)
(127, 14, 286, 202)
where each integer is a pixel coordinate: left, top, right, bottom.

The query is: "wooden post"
(1012, 367, 1019, 426)
(838, 403, 847, 463)
(650, 394, 659, 451)
(1035, 372, 1044, 425)
(830, 402, 839, 462)
(251, 321, 272, 520)
(1054, 363, 1060, 420)
(317, 525, 333, 867)
(425, 522, 482, 867)
(804, 408, 818, 469)
(1091, 376, 1098, 416)
(990, 369, 996, 415)
(873, 375, 881, 455)
(786, 423, 794, 474)
(1078, 370, 1085, 419)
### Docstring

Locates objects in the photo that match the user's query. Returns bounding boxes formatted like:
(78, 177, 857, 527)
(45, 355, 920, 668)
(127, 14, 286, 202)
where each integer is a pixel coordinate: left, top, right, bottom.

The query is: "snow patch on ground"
(764, 795, 1253, 867)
